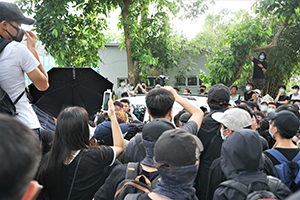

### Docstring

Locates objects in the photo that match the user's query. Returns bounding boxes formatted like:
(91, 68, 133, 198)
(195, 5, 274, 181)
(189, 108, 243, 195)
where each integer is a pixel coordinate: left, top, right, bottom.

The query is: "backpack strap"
(13, 91, 25, 105)
(0, 38, 12, 53)
(67, 151, 85, 200)
(126, 162, 140, 180)
(219, 179, 248, 196)
(135, 134, 146, 158)
(266, 175, 281, 194)
(265, 149, 288, 164)
(124, 193, 141, 200)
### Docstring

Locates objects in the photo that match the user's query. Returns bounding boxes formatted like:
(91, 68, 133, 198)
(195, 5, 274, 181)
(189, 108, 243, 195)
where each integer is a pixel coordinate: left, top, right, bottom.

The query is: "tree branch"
(253, 15, 291, 52)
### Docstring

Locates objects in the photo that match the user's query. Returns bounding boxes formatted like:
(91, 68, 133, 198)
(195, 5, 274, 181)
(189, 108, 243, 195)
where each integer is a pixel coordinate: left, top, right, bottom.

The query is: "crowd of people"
(2, 2, 300, 200)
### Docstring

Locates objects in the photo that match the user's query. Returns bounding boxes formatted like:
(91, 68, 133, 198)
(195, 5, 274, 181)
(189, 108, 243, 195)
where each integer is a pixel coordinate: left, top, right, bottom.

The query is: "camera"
(158, 75, 170, 86)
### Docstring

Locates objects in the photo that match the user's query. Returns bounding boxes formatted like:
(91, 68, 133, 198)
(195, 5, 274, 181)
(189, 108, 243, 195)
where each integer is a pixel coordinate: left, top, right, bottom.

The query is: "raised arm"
(107, 100, 125, 157)
(24, 30, 49, 91)
(163, 86, 204, 131)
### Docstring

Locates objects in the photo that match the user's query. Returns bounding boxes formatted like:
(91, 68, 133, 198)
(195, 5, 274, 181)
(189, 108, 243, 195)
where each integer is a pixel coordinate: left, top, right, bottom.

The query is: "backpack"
(218, 175, 281, 200)
(114, 162, 160, 200)
(265, 149, 300, 192)
(0, 38, 25, 116)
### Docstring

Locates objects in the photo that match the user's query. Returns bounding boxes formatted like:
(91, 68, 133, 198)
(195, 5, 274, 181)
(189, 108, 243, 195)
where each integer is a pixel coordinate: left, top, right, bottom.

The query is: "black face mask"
(200, 89, 205, 93)
(5, 22, 24, 42)
(142, 85, 146, 89)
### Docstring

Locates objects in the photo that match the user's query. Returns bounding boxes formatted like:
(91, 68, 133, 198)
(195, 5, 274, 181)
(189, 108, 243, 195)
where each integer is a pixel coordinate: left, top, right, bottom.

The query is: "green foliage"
(264, 12, 300, 96)
(198, 0, 300, 89)
(118, 0, 213, 82)
(199, 15, 269, 86)
(17, 0, 120, 68)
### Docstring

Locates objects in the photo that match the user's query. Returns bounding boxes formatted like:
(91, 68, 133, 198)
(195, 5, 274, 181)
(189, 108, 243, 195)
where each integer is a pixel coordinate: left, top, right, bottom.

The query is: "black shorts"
(252, 78, 265, 90)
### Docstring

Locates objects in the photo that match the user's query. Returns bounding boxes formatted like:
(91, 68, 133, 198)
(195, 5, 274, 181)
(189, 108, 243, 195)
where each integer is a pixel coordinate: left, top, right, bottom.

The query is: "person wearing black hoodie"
(212, 129, 290, 200)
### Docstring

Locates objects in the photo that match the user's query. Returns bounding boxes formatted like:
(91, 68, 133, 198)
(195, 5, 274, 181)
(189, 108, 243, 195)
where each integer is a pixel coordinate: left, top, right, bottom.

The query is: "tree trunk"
(121, 0, 135, 84)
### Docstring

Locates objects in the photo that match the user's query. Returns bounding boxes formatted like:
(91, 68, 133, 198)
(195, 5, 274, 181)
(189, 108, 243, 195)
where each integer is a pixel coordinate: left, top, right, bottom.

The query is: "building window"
(176, 76, 186, 86)
(187, 77, 197, 86)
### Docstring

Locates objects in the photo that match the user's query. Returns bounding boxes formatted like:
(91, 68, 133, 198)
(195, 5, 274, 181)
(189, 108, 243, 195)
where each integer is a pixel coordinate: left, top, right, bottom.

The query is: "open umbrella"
(29, 67, 113, 118)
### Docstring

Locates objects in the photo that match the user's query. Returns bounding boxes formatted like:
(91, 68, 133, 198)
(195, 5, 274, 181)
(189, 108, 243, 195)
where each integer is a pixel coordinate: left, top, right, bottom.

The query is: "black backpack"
(0, 38, 25, 116)
(218, 175, 281, 200)
(114, 162, 160, 200)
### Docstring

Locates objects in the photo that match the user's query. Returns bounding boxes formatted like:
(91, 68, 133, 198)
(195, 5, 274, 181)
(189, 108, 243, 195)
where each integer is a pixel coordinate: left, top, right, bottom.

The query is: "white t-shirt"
(117, 87, 127, 96)
(291, 93, 300, 100)
(0, 41, 40, 129)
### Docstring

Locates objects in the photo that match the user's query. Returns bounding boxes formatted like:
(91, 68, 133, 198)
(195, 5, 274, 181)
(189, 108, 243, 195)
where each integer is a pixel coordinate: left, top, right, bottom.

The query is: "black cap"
(0, 2, 36, 25)
(142, 118, 175, 141)
(129, 82, 134, 86)
(268, 110, 300, 137)
(154, 129, 203, 167)
(292, 85, 300, 90)
(208, 84, 230, 106)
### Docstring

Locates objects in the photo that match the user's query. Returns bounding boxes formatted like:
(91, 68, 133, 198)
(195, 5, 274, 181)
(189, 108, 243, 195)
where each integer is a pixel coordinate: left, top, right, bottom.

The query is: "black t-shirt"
(273, 95, 289, 107)
(195, 114, 223, 200)
(38, 147, 115, 200)
(252, 58, 268, 79)
(264, 147, 300, 165)
(244, 91, 255, 101)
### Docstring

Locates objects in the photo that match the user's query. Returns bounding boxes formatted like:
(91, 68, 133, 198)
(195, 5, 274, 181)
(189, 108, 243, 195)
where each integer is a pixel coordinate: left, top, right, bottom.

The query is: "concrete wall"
(98, 43, 209, 94)
(98, 43, 128, 90)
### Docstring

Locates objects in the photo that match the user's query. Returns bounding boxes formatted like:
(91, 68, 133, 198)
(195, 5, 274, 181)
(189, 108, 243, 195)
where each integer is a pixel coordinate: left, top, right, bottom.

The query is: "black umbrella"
(29, 67, 113, 118)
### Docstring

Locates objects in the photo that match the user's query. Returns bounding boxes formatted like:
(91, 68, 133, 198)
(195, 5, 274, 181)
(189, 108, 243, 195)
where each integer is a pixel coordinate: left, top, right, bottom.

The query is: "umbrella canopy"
(29, 67, 113, 118)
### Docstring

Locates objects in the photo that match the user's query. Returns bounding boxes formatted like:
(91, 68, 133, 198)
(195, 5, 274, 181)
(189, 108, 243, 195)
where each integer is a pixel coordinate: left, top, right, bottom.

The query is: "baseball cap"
(212, 108, 252, 131)
(253, 89, 261, 96)
(154, 129, 203, 167)
(292, 85, 300, 90)
(259, 100, 268, 106)
(142, 118, 175, 141)
(94, 121, 128, 143)
(268, 110, 300, 137)
(208, 84, 230, 106)
(0, 2, 36, 25)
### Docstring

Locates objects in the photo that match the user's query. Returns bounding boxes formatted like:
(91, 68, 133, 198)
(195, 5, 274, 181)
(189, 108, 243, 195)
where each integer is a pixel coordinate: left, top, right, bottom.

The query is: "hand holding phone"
(102, 89, 112, 112)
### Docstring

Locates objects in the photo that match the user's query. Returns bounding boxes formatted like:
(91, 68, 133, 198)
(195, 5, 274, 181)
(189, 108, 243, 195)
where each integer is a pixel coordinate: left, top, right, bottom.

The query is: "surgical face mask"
(279, 89, 285, 93)
(259, 55, 265, 60)
(269, 126, 274, 138)
(200, 89, 205, 93)
(129, 86, 133, 90)
(220, 128, 227, 140)
(261, 105, 268, 112)
(121, 83, 126, 87)
(5, 22, 24, 42)
(183, 92, 188, 94)
(292, 89, 298, 94)
(267, 108, 275, 113)
(246, 86, 250, 91)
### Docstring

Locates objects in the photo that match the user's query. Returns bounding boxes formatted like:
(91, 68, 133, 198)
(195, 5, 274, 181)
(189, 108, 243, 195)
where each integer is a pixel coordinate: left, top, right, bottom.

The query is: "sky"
(4, 0, 256, 39)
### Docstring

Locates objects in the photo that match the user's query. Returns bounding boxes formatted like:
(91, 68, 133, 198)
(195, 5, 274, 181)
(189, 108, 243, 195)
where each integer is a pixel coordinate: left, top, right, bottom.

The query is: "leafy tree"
(17, 0, 120, 67)
(18, 0, 212, 84)
(118, 0, 213, 83)
(198, 0, 300, 88)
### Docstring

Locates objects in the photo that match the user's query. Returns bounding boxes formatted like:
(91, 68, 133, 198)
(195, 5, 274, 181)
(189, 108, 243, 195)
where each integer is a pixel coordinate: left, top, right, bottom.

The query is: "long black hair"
(38, 106, 89, 199)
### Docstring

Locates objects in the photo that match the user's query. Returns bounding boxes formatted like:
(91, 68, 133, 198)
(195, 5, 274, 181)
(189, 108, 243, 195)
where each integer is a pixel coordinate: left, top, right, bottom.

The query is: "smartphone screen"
(102, 92, 111, 112)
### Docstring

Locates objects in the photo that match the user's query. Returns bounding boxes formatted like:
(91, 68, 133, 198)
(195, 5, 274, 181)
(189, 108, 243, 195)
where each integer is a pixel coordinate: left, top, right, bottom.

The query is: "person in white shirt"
(0, 2, 49, 135)
(290, 85, 300, 100)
